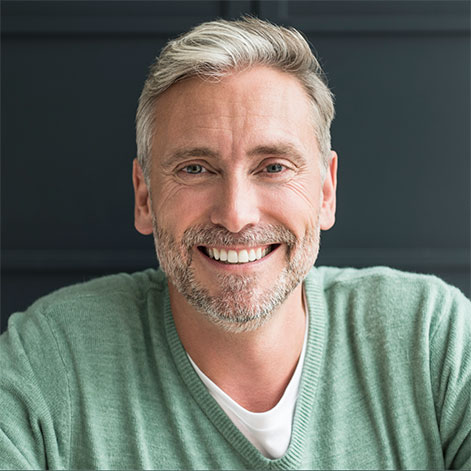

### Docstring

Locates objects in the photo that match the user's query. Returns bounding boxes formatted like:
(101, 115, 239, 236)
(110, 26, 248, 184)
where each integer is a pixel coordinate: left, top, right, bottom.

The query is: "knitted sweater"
(0, 266, 469, 470)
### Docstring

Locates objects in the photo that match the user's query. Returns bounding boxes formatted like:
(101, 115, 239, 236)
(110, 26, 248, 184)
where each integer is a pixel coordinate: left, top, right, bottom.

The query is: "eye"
(181, 164, 206, 175)
(265, 163, 284, 173)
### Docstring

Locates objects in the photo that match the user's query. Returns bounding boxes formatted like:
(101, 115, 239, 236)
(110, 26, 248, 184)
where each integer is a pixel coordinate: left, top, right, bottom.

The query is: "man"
(1, 17, 469, 470)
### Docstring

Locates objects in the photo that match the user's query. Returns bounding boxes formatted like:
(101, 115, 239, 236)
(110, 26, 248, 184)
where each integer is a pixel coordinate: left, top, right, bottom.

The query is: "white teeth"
(227, 250, 238, 263)
(205, 246, 273, 263)
(238, 250, 249, 263)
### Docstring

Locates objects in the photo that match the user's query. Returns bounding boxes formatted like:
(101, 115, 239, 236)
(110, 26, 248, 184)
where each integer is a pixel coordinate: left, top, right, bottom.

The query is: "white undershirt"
(187, 312, 308, 459)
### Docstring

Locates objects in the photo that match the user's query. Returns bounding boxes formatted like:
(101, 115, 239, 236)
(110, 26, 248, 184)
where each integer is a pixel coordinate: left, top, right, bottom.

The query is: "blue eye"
(182, 164, 205, 174)
(265, 163, 284, 173)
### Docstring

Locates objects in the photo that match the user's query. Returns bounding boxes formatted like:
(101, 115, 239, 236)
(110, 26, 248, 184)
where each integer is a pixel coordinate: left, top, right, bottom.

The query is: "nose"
(210, 176, 260, 233)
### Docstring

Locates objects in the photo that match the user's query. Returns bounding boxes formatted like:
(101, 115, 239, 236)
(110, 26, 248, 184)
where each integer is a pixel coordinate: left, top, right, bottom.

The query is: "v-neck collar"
(163, 267, 327, 469)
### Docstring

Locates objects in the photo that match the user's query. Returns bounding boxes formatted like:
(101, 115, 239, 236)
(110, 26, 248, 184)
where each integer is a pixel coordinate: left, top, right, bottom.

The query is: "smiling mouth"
(198, 244, 279, 264)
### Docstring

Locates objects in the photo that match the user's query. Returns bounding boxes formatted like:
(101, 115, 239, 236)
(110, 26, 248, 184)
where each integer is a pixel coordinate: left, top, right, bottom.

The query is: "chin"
(173, 249, 313, 333)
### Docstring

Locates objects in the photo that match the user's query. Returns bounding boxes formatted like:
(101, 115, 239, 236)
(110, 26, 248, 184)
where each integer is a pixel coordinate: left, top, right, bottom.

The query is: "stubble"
(152, 218, 320, 333)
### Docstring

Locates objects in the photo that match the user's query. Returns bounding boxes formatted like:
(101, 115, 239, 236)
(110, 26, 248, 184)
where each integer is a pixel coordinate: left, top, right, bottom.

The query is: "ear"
(132, 158, 153, 235)
(319, 151, 338, 231)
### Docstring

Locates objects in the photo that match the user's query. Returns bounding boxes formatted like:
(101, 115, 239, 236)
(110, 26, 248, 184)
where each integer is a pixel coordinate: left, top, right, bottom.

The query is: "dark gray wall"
(2, 0, 470, 333)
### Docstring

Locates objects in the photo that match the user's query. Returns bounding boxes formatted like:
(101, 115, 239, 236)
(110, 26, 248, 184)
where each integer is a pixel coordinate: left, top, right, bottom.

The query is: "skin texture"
(133, 66, 337, 411)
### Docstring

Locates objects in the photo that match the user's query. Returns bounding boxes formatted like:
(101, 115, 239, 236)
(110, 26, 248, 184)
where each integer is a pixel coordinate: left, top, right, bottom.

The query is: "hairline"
(136, 18, 335, 183)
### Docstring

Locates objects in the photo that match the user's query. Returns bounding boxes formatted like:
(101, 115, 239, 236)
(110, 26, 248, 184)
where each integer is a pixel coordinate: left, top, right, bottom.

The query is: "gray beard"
(152, 219, 320, 333)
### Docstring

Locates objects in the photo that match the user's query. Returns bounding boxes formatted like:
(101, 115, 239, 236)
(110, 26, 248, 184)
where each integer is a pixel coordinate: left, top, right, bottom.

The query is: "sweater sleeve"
(429, 285, 471, 470)
(0, 307, 70, 469)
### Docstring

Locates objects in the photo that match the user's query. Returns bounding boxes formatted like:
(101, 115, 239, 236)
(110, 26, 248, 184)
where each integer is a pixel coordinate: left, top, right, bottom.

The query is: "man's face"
(133, 66, 337, 332)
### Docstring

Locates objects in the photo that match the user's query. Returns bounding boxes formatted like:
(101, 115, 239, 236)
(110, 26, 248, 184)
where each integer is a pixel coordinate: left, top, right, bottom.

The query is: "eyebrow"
(247, 143, 307, 166)
(160, 147, 219, 170)
(160, 142, 307, 170)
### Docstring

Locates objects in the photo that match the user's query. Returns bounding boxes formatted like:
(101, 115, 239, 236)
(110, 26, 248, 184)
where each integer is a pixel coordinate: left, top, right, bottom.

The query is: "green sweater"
(0, 266, 469, 470)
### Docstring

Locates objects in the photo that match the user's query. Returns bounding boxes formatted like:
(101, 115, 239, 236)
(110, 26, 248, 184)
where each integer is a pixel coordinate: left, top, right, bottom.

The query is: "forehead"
(151, 66, 317, 160)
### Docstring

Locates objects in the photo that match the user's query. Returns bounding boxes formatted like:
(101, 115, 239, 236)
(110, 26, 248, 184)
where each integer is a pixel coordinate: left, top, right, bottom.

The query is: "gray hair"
(136, 16, 335, 180)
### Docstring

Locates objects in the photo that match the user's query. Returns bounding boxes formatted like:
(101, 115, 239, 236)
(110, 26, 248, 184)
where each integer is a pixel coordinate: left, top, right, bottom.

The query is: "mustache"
(179, 224, 297, 249)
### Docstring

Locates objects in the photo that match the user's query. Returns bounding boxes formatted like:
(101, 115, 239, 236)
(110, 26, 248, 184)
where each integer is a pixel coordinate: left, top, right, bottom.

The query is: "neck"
(169, 282, 306, 412)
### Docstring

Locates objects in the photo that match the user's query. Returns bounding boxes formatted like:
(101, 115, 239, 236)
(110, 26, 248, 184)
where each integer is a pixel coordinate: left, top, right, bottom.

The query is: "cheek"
(283, 177, 321, 210)
(152, 180, 212, 232)
(262, 179, 321, 231)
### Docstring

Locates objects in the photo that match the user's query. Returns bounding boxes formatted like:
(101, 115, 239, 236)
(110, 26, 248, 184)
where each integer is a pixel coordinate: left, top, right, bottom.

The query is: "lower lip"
(196, 245, 280, 271)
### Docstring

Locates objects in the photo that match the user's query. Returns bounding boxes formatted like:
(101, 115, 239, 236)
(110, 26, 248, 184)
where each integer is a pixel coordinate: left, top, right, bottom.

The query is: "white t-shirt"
(187, 313, 308, 459)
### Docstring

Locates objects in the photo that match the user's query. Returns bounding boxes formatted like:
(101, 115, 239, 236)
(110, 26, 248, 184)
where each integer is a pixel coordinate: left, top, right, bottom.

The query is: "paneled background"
(2, 0, 470, 333)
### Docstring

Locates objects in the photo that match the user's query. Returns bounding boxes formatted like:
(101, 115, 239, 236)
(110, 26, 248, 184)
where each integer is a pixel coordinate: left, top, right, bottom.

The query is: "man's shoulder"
(29, 268, 165, 311)
(311, 265, 470, 330)
(315, 265, 465, 299)
(5, 268, 168, 337)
